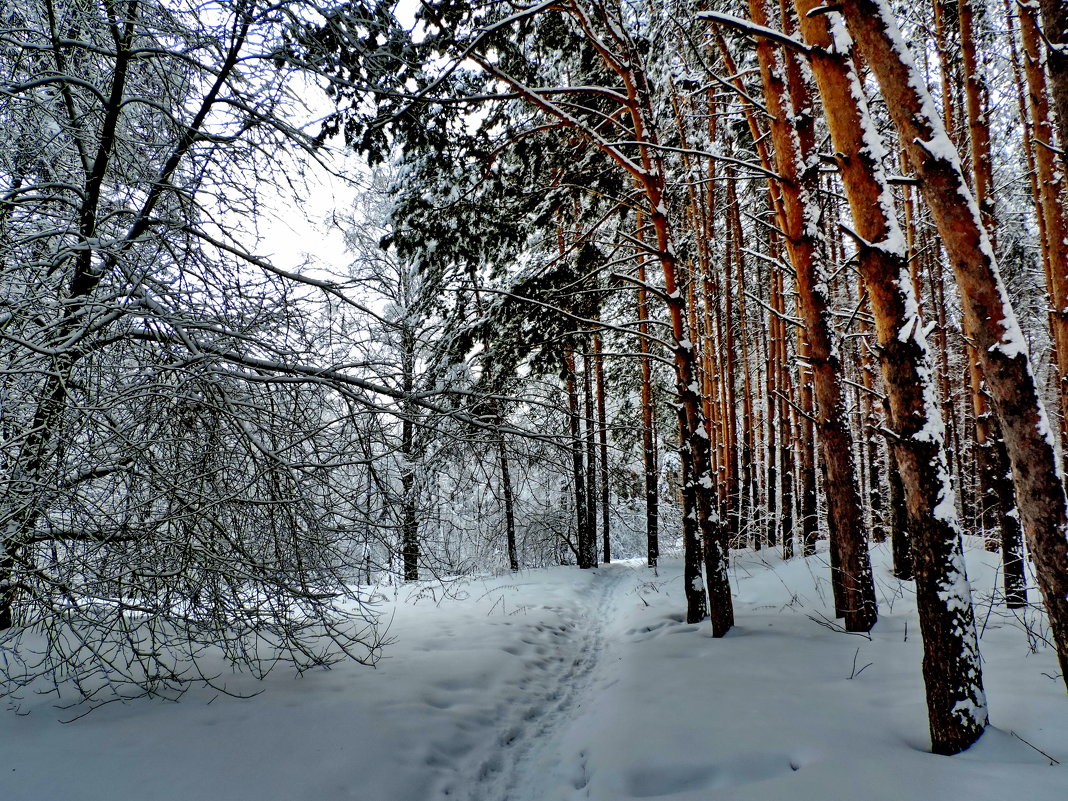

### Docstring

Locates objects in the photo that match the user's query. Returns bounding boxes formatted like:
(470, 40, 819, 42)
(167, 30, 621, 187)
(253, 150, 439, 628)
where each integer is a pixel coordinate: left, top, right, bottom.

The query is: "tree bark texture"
(499, 434, 518, 572)
(841, 0, 1068, 694)
(797, 1, 988, 754)
(566, 348, 594, 569)
(1036, 0, 1068, 168)
(636, 238, 660, 568)
(1019, 3, 1068, 465)
(594, 335, 611, 564)
(748, 0, 877, 632)
(583, 350, 599, 565)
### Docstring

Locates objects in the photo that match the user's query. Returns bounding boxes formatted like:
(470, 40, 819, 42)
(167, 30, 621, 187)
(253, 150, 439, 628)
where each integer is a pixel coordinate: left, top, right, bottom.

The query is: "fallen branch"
(1009, 730, 1060, 765)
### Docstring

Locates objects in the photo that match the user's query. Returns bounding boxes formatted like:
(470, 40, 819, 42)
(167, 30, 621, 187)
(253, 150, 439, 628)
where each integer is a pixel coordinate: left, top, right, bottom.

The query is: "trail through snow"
(440, 565, 625, 801)
(2, 544, 1067, 801)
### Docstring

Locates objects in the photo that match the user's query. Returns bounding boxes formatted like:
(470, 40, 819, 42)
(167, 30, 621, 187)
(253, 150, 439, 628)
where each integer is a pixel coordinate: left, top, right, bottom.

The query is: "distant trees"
(339, 178, 457, 582)
(741, 0, 877, 633)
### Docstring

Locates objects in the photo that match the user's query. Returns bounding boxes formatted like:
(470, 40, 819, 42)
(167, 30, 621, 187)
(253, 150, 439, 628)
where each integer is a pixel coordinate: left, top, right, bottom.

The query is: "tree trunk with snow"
(400, 432, 419, 582)
(636, 235, 660, 569)
(566, 348, 594, 569)
(798, 337, 819, 558)
(583, 349, 599, 565)
(679, 417, 709, 624)
(499, 434, 518, 573)
(745, 0, 878, 632)
(653, 207, 734, 635)
(729, 175, 758, 550)
(884, 423, 913, 582)
(856, 283, 887, 545)
(594, 334, 611, 564)
(797, 0, 988, 753)
(840, 0, 1068, 694)
(765, 293, 780, 553)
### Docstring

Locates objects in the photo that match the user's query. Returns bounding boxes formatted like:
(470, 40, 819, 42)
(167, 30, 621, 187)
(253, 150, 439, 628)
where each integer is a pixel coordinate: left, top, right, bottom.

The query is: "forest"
(1, 0, 1068, 795)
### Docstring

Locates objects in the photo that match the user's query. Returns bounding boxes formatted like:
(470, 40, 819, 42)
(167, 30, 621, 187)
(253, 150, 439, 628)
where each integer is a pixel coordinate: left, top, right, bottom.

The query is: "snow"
(931, 476, 958, 522)
(897, 314, 916, 343)
(2, 543, 1066, 801)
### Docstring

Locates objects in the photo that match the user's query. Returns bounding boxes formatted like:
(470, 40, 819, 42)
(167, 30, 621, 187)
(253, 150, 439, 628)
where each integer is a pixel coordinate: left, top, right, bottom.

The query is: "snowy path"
(3, 547, 1067, 801)
(438, 565, 627, 801)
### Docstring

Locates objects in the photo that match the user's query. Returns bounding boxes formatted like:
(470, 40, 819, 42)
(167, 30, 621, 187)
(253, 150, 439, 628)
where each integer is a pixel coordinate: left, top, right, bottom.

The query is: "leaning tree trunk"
(0, 7, 144, 629)
(841, 0, 1068, 693)
(797, 0, 987, 754)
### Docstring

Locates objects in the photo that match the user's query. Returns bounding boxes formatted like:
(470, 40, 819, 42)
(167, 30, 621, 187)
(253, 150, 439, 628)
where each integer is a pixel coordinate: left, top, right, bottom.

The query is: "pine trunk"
(636, 242, 660, 568)
(594, 335, 611, 564)
(499, 434, 518, 573)
(730, 175, 758, 549)
(566, 348, 594, 569)
(799, 337, 819, 557)
(766, 268, 780, 553)
(680, 429, 709, 624)
(583, 349, 599, 565)
(749, 0, 877, 632)
(885, 422, 914, 581)
(841, 0, 1068, 693)
(797, 2, 988, 752)
(401, 333, 419, 582)
(1019, 3, 1068, 465)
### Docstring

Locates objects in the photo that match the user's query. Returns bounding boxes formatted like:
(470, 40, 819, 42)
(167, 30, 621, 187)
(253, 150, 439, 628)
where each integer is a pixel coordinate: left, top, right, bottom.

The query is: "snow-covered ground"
(2, 538, 1065, 800)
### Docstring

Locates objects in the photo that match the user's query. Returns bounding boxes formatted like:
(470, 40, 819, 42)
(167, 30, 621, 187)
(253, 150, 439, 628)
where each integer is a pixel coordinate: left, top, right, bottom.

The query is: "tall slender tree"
(840, 0, 1068, 692)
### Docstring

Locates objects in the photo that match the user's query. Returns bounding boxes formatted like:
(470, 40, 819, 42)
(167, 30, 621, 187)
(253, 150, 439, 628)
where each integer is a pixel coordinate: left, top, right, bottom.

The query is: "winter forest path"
(436, 563, 630, 801)
(3, 550, 1066, 801)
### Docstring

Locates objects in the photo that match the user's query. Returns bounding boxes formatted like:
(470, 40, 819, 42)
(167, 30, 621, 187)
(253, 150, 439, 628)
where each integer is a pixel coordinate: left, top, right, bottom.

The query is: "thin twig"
(806, 612, 872, 640)
(1009, 730, 1060, 765)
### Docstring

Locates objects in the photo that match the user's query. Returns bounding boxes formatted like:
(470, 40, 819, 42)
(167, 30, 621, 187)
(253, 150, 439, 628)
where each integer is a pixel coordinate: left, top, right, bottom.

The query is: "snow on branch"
(696, 11, 811, 55)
